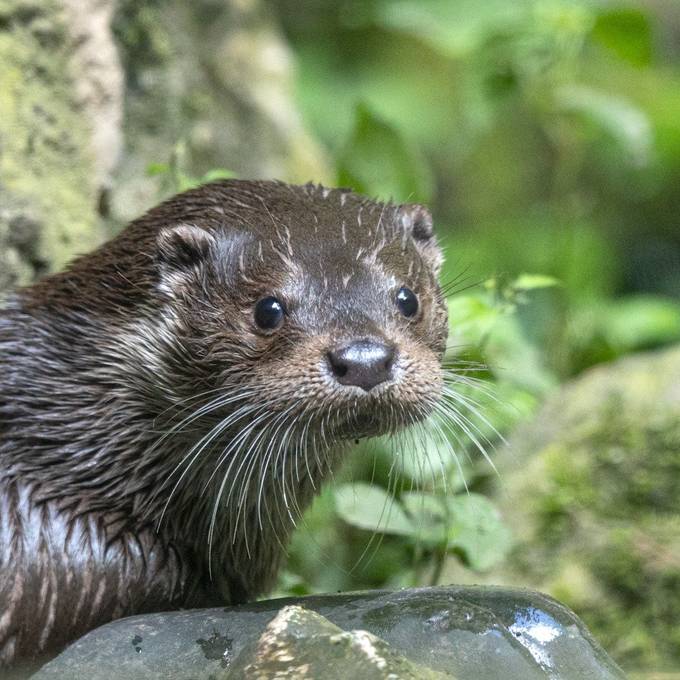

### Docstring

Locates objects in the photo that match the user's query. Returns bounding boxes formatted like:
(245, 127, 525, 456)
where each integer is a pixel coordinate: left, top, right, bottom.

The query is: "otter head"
(152, 182, 448, 454)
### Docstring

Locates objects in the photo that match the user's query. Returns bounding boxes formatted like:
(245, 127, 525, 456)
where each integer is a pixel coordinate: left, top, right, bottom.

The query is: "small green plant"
(147, 141, 235, 194)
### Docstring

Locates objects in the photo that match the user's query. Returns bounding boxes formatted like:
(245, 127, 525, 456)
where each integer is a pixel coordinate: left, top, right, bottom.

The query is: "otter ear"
(397, 204, 443, 274)
(157, 224, 216, 269)
(397, 204, 434, 242)
(156, 224, 216, 294)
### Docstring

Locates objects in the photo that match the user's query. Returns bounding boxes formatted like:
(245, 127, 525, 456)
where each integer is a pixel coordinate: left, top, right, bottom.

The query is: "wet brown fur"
(0, 180, 448, 668)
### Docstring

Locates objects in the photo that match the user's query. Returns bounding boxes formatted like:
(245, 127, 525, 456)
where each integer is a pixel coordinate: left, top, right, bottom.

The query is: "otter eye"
(396, 287, 419, 318)
(254, 296, 285, 330)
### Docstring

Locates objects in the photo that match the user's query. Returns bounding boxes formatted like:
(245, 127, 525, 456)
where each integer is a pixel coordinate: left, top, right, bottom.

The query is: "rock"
(227, 605, 453, 679)
(0, 0, 116, 292)
(62, 0, 124, 189)
(0, 0, 329, 297)
(33, 586, 624, 679)
(491, 345, 680, 671)
(109, 0, 331, 224)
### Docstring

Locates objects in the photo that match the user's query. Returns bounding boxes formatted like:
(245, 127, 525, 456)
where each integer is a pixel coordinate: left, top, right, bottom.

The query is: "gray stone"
(227, 605, 453, 679)
(33, 586, 625, 679)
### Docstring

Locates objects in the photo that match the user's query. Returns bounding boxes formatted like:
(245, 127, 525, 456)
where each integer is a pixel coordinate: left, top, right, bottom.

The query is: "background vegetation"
(256, 1, 680, 672)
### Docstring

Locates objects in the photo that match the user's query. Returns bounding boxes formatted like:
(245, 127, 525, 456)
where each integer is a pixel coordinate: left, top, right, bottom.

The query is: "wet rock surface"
(227, 605, 453, 679)
(33, 586, 625, 679)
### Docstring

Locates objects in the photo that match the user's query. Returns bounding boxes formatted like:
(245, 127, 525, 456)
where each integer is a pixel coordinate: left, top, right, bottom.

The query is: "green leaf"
(373, 0, 528, 58)
(555, 85, 653, 167)
(484, 314, 558, 396)
(201, 168, 236, 183)
(272, 570, 312, 598)
(592, 9, 652, 68)
(512, 273, 561, 291)
(337, 103, 433, 204)
(401, 491, 449, 546)
(177, 174, 200, 192)
(334, 483, 414, 536)
(604, 296, 680, 352)
(146, 162, 170, 177)
(446, 493, 512, 571)
(447, 295, 500, 347)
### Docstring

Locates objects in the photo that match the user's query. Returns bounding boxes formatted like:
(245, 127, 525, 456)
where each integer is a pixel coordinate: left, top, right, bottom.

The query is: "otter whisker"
(441, 278, 484, 299)
(274, 409, 308, 530)
(203, 402, 281, 493)
(147, 406, 239, 518)
(426, 407, 469, 493)
(205, 394, 300, 554)
(207, 415, 276, 571)
(439, 263, 473, 293)
(300, 408, 315, 490)
(230, 421, 282, 558)
(146, 387, 259, 457)
(441, 384, 506, 446)
(435, 397, 490, 456)
(349, 398, 422, 576)
(152, 385, 228, 427)
(254, 430, 290, 535)
(410, 409, 447, 492)
(155, 400, 262, 529)
(410, 412, 442, 492)
(254, 399, 318, 533)
(227, 411, 299, 561)
(234, 403, 300, 539)
(442, 369, 507, 407)
(349, 432, 404, 575)
(433, 400, 498, 477)
(441, 381, 498, 432)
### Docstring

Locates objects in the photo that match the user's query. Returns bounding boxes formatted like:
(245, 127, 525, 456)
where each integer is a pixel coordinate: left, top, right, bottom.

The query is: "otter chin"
(0, 179, 448, 668)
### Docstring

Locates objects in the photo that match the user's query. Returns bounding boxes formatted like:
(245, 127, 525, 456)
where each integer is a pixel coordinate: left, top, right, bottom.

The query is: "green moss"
(0, 0, 100, 288)
(495, 346, 680, 671)
(111, 0, 171, 85)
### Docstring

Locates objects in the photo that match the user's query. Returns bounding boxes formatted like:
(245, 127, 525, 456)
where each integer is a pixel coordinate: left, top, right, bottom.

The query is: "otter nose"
(327, 340, 395, 391)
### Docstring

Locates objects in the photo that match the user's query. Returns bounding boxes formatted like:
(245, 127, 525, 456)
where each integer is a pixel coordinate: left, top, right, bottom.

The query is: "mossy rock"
(0, 0, 105, 293)
(493, 345, 680, 672)
(0, 0, 329, 297)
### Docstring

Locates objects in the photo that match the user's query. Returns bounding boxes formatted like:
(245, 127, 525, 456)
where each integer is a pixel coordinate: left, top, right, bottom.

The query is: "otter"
(0, 180, 448, 668)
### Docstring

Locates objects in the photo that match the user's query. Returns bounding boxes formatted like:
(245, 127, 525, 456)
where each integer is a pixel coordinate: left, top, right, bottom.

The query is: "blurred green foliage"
(149, 0, 680, 626)
(262, 0, 680, 598)
(147, 141, 235, 193)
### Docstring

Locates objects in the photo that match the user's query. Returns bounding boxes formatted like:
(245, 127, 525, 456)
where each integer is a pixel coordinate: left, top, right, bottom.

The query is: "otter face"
(155, 181, 448, 444)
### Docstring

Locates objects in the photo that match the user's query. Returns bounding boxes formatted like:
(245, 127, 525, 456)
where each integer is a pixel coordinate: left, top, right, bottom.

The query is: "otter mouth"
(333, 412, 388, 440)
(329, 398, 432, 441)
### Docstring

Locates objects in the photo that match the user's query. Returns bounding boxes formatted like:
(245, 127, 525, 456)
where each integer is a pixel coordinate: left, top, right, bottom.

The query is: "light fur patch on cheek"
(115, 309, 182, 378)
(157, 271, 190, 298)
